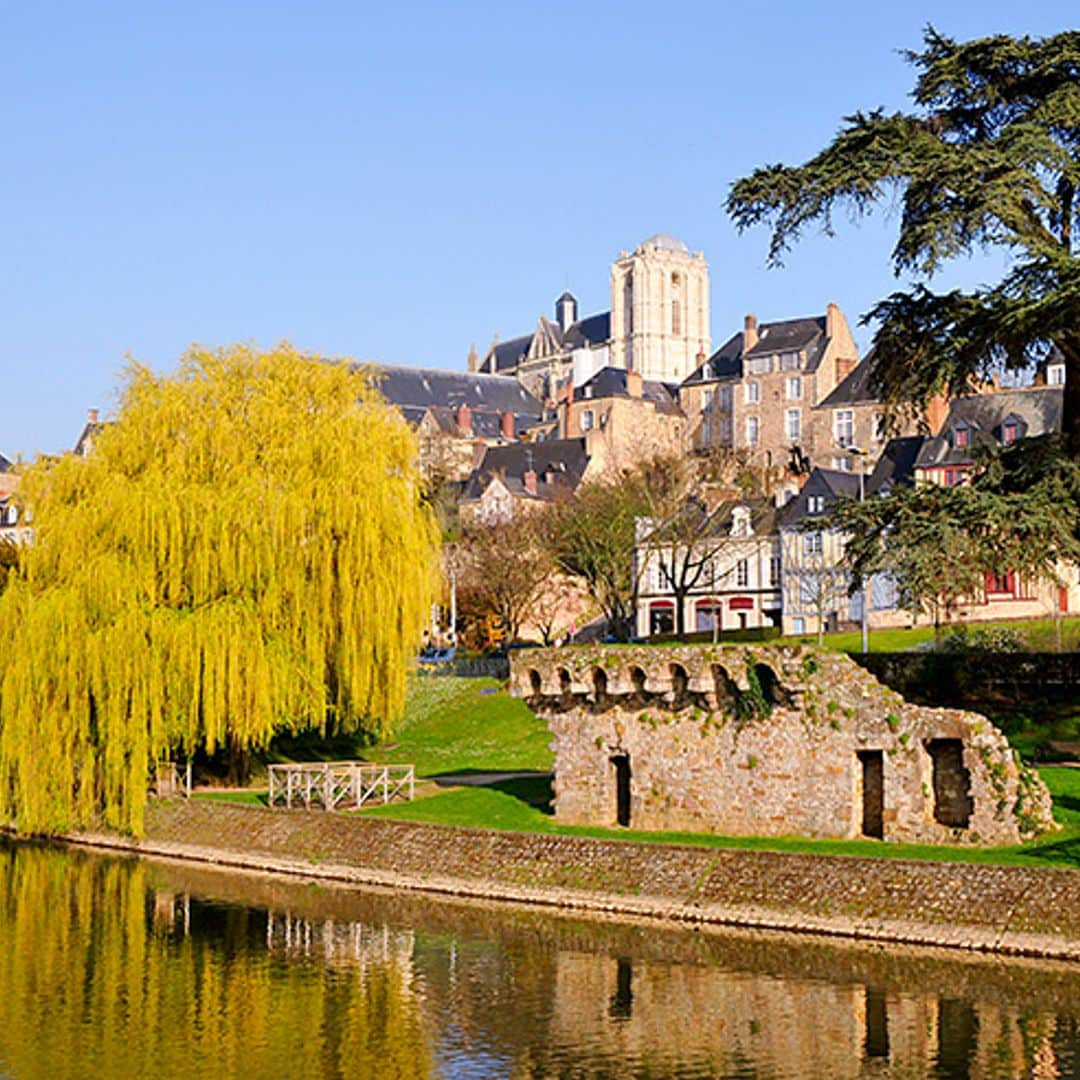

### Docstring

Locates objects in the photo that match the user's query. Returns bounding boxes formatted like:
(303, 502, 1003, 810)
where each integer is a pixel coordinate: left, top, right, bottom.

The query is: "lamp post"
(846, 446, 871, 654)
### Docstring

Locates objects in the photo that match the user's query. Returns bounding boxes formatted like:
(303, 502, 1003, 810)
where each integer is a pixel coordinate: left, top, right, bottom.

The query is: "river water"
(1, 839, 1078, 1079)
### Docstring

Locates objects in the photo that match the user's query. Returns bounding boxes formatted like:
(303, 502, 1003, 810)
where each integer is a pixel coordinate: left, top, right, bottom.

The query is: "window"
(786, 408, 801, 443)
(702, 388, 714, 412)
(803, 531, 823, 556)
(736, 559, 749, 587)
(746, 416, 759, 446)
(1003, 420, 1018, 445)
(779, 351, 801, 371)
(700, 418, 712, 446)
(835, 410, 854, 448)
(786, 376, 801, 399)
(954, 425, 969, 448)
(873, 413, 887, 442)
(792, 616, 806, 635)
(769, 555, 782, 586)
(807, 494, 825, 514)
(717, 385, 732, 410)
(672, 298, 682, 335)
(745, 381, 759, 404)
(1048, 362, 1065, 385)
(746, 356, 772, 375)
(832, 456, 852, 472)
(731, 507, 752, 538)
(986, 569, 1016, 595)
(718, 416, 733, 444)
(582, 409, 595, 431)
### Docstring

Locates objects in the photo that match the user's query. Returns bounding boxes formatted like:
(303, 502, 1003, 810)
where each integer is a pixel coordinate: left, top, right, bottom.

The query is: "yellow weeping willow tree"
(0, 344, 439, 835)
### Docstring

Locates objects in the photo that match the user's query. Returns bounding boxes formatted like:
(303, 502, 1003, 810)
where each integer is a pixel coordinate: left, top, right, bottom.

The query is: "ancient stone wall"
(509, 645, 1055, 846)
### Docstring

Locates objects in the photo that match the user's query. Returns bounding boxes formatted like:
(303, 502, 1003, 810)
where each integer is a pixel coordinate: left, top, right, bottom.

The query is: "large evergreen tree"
(728, 27, 1080, 453)
(0, 344, 439, 835)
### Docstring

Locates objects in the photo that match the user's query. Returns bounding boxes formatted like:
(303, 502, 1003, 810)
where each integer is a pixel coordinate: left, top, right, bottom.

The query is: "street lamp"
(845, 445, 871, 654)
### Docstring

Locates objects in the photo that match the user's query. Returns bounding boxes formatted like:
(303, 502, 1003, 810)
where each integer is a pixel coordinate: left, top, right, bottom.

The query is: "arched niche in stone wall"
(558, 668, 572, 705)
(712, 663, 739, 712)
(668, 663, 689, 708)
(592, 667, 609, 709)
(629, 665, 649, 703)
(753, 663, 790, 708)
(527, 669, 542, 698)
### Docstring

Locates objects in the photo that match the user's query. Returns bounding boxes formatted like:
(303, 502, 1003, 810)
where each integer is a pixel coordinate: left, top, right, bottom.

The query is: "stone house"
(0, 454, 22, 545)
(511, 644, 1054, 845)
(634, 499, 782, 638)
(678, 303, 861, 472)
(556, 366, 686, 475)
(913, 384, 1078, 619)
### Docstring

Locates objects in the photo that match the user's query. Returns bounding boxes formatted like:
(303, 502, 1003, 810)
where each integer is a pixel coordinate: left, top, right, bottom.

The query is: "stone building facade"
(511, 645, 1053, 846)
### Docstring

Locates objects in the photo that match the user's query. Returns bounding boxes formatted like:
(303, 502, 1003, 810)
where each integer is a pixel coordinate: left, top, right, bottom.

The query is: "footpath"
(65, 799, 1080, 961)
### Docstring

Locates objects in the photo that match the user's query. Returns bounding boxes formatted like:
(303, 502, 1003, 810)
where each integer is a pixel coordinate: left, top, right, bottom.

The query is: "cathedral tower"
(609, 234, 710, 383)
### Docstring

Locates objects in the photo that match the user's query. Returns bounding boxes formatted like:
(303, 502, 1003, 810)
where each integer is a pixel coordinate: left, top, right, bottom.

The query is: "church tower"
(609, 234, 710, 383)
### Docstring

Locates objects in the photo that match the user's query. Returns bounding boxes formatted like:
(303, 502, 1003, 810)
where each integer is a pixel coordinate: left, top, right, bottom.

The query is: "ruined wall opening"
(592, 667, 609, 708)
(528, 669, 542, 697)
(558, 668, 572, 703)
(608, 958, 634, 1021)
(712, 664, 739, 711)
(926, 739, 973, 828)
(669, 663, 689, 707)
(863, 988, 889, 1059)
(610, 753, 631, 827)
(629, 665, 648, 699)
(753, 663, 788, 707)
(856, 750, 884, 839)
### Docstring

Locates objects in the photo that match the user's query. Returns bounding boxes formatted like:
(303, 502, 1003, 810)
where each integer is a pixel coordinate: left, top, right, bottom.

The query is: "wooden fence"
(267, 762, 415, 811)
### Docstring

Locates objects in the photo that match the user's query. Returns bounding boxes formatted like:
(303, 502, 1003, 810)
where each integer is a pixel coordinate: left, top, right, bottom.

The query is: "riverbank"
(55, 799, 1080, 962)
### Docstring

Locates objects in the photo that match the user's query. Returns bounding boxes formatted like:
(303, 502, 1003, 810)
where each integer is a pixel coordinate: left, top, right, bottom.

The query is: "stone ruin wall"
(510, 645, 1056, 846)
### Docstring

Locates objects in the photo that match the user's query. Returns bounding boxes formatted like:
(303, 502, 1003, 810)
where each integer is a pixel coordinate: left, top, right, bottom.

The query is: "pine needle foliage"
(0, 344, 439, 835)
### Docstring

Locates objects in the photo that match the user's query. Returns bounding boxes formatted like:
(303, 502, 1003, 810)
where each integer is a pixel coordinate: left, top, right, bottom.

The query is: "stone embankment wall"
(509, 645, 1054, 846)
(70, 800, 1080, 960)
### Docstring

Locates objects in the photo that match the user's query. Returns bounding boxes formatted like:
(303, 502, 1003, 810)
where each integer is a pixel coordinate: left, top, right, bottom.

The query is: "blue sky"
(2, 2, 1074, 456)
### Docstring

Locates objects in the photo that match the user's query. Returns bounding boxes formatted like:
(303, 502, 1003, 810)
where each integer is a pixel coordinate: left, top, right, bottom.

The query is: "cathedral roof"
(368, 364, 544, 421)
(643, 233, 689, 253)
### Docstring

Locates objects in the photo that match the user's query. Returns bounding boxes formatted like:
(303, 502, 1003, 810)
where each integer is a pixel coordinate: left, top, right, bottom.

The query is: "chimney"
(524, 469, 538, 496)
(88, 408, 100, 424)
(455, 403, 472, 434)
(925, 391, 950, 436)
(826, 301, 841, 339)
(467, 344, 479, 373)
(744, 313, 758, 351)
(626, 369, 643, 398)
(500, 411, 515, 439)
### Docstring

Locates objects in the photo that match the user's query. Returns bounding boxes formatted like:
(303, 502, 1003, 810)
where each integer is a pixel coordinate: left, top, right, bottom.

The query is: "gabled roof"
(914, 387, 1062, 470)
(817, 355, 877, 408)
(778, 468, 862, 528)
(682, 314, 830, 387)
(574, 366, 682, 413)
(461, 438, 590, 503)
(480, 311, 611, 373)
(368, 364, 544, 422)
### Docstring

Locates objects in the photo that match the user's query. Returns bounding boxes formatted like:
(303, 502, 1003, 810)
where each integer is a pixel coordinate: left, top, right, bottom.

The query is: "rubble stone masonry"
(510, 645, 1055, 846)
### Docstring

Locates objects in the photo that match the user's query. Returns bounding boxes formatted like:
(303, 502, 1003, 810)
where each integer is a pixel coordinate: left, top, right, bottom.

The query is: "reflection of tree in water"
(1, 841, 1079, 1079)
(0, 843, 433, 1079)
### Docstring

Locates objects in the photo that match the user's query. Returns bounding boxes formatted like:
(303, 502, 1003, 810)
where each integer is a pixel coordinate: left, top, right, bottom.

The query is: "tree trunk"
(674, 592, 688, 642)
(1061, 337, 1080, 459)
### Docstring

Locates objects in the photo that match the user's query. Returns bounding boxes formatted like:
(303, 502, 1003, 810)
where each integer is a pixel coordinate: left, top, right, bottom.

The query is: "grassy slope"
(200, 675, 1080, 871)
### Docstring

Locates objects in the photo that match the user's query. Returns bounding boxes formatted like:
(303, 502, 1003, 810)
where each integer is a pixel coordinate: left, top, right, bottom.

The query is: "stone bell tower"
(609, 234, 710, 383)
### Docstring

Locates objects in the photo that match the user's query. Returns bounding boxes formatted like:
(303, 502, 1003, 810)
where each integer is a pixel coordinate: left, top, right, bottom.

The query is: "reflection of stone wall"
(510, 645, 1054, 845)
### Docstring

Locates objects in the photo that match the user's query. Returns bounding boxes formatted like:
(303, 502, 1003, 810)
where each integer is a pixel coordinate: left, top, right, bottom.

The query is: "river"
(0, 838, 1077, 1078)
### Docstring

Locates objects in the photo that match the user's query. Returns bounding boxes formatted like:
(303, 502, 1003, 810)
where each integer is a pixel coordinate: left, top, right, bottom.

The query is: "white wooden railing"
(267, 761, 415, 811)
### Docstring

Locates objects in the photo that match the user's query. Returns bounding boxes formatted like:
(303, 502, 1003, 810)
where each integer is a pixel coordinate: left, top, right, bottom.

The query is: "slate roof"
(817, 354, 877, 408)
(867, 436, 925, 493)
(367, 364, 544, 425)
(914, 387, 1062, 470)
(574, 366, 682, 413)
(704, 497, 778, 538)
(461, 438, 590, 503)
(0, 453, 11, 473)
(682, 315, 830, 386)
(481, 311, 611, 373)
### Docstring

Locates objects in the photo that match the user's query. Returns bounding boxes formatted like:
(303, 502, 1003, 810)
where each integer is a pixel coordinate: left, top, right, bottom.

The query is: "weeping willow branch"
(0, 344, 439, 835)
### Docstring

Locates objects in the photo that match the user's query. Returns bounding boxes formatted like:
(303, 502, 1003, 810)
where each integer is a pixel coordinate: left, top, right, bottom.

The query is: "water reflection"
(0, 838, 1077, 1079)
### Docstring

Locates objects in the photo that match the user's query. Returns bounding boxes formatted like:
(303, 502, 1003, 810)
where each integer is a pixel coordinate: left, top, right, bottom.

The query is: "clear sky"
(2, 2, 1075, 457)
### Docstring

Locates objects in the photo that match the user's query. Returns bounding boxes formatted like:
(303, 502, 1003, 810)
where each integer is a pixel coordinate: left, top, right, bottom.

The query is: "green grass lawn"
(357, 765, 1080, 871)
(779, 615, 1080, 655)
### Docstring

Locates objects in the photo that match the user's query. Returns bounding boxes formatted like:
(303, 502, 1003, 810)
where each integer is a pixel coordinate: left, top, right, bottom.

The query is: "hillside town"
(3, 231, 1073, 648)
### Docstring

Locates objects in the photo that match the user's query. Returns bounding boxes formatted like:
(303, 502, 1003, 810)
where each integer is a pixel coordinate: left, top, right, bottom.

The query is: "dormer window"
(1003, 420, 1018, 445)
(953, 422, 970, 449)
(731, 506, 752, 538)
(807, 494, 825, 514)
(1048, 362, 1065, 386)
